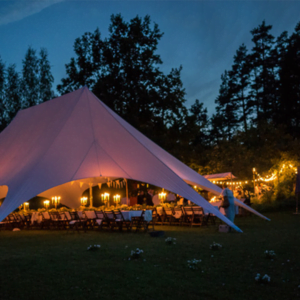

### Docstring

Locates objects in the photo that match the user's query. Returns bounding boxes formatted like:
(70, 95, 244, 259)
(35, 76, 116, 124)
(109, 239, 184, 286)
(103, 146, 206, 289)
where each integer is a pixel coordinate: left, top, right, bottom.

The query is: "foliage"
(0, 47, 54, 130)
(187, 259, 202, 270)
(255, 273, 271, 284)
(87, 244, 101, 251)
(209, 242, 222, 250)
(165, 237, 176, 245)
(57, 14, 188, 153)
(265, 250, 276, 259)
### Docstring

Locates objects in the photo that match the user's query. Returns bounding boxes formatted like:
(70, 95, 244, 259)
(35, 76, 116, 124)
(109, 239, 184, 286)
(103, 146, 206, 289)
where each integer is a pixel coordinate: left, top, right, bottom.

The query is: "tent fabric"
(0, 87, 262, 230)
(106, 98, 269, 221)
(204, 172, 237, 181)
(38, 177, 116, 208)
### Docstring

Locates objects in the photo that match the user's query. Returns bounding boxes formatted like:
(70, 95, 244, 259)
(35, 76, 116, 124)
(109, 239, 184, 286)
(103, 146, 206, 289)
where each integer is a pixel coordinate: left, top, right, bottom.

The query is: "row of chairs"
(152, 206, 217, 227)
(0, 210, 149, 232)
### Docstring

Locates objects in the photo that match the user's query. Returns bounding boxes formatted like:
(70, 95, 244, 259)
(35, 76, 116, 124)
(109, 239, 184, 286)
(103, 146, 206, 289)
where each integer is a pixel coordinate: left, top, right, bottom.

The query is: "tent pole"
(89, 183, 93, 208)
(125, 179, 129, 205)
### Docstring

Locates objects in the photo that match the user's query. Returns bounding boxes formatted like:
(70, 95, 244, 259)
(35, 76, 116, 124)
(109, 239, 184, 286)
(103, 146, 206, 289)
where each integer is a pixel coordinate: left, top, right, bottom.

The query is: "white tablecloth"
(121, 210, 152, 222)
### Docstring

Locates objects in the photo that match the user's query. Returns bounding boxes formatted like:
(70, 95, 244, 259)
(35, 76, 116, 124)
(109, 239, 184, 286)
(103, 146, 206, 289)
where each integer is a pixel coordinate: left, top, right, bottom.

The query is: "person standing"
(220, 184, 236, 223)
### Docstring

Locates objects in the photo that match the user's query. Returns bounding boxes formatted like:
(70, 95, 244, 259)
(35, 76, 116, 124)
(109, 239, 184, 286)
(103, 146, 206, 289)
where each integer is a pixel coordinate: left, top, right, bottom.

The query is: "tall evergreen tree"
(229, 44, 251, 132)
(38, 48, 54, 103)
(58, 14, 186, 149)
(20, 47, 39, 109)
(213, 71, 239, 141)
(3, 64, 20, 125)
(278, 22, 300, 137)
(0, 56, 5, 130)
(249, 21, 275, 123)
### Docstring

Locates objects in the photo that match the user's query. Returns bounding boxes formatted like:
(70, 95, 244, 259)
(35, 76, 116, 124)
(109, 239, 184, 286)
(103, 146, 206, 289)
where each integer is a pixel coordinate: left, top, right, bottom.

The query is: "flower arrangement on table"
(187, 259, 202, 270)
(128, 248, 144, 260)
(59, 207, 71, 212)
(87, 244, 101, 251)
(120, 205, 129, 210)
(264, 250, 276, 259)
(165, 237, 176, 245)
(255, 273, 271, 284)
(209, 242, 222, 250)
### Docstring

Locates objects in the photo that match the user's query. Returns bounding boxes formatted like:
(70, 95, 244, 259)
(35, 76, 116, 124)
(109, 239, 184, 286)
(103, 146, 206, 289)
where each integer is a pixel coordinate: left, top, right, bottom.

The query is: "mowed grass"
(0, 211, 300, 300)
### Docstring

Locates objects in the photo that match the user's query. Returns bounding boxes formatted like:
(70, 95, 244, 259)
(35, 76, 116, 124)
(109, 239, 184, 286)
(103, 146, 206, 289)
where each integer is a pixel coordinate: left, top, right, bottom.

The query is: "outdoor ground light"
(24, 202, 29, 211)
(113, 194, 121, 205)
(44, 200, 50, 209)
(80, 196, 88, 206)
(52, 196, 61, 209)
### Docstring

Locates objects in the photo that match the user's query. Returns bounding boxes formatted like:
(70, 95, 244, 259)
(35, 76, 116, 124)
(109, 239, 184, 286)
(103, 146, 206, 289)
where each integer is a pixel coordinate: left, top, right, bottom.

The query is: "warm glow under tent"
(0, 87, 268, 231)
(204, 172, 237, 181)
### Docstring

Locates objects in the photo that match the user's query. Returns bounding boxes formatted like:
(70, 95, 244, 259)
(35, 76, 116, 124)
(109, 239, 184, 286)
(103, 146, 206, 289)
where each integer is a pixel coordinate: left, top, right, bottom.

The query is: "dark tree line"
(1, 16, 300, 180)
(207, 20, 300, 178)
(0, 47, 54, 131)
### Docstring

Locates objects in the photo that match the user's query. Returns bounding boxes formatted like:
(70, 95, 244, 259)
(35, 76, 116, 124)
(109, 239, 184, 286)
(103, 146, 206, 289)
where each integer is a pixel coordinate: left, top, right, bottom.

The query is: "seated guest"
(129, 191, 137, 206)
(121, 196, 127, 205)
(137, 190, 147, 205)
(146, 190, 154, 206)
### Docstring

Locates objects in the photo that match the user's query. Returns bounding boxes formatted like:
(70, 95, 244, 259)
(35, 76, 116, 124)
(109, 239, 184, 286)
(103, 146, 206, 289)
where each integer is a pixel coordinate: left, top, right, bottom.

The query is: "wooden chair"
(63, 211, 86, 232)
(41, 211, 52, 229)
(182, 207, 194, 226)
(131, 210, 148, 232)
(191, 206, 205, 226)
(151, 208, 158, 226)
(95, 210, 108, 230)
(163, 207, 175, 225)
(104, 210, 120, 231)
(114, 209, 131, 231)
(155, 207, 165, 225)
(19, 213, 31, 229)
(173, 207, 184, 226)
(0, 214, 16, 230)
(84, 210, 98, 230)
(49, 211, 64, 229)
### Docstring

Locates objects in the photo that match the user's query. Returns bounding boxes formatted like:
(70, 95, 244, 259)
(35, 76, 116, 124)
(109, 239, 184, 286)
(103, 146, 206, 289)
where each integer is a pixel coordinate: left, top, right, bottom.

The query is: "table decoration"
(101, 193, 110, 207)
(24, 202, 29, 211)
(51, 196, 60, 209)
(158, 192, 166, 203)
(80, 197, 88, 206)
(113, 194, 121, 206)
(44, 200, 50, 209)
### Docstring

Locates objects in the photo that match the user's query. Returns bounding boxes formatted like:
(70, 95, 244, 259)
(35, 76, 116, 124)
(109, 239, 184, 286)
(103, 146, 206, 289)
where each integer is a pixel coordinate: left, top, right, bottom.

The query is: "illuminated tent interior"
(204, 172, 237, 181)
(0, 87, 268, 231)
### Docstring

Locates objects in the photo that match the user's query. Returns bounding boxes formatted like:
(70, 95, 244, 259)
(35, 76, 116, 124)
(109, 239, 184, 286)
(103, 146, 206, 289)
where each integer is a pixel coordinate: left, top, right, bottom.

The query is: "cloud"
(0, 0, 66, 26)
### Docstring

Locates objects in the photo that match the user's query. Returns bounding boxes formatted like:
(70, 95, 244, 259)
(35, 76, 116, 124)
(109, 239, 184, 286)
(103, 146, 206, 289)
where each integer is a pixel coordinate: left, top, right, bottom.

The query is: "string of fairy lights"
(210, 164, 297, 186)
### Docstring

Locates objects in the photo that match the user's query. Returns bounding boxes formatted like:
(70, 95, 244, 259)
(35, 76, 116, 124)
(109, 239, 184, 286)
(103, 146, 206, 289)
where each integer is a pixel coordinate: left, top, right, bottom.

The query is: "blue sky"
(0, 0, 300, 114)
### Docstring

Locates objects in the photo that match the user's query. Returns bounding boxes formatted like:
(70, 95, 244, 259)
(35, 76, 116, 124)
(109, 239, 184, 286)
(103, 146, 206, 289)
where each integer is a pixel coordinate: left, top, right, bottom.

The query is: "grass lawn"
(0, 211, 300, 300)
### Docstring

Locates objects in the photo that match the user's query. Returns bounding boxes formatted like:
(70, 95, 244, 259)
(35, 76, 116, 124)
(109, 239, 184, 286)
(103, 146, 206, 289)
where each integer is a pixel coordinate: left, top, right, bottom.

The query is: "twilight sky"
(0, 0, 300, 114)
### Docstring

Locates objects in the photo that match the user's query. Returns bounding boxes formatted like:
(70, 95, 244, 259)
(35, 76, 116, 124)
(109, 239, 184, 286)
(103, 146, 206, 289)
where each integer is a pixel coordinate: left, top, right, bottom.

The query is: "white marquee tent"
(0, 87, 268, 231)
